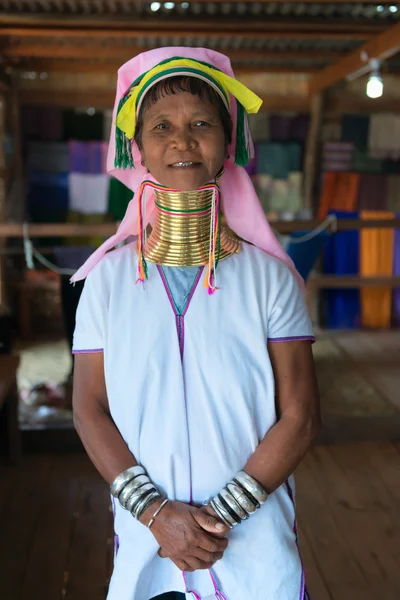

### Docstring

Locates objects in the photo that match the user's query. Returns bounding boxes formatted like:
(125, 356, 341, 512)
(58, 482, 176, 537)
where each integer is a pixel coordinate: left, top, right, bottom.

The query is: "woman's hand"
(143, 500, 230, 572)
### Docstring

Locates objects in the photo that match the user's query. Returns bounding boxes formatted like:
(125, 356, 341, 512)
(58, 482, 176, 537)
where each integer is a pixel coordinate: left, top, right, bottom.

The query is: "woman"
(72, 47, 320, 600)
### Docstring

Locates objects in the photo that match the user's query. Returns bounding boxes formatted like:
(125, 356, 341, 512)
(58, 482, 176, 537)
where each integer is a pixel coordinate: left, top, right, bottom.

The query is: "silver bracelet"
(118, 476, 150, 507)
(110, 466, 146, 498)
(148, 499, 169, 529)
(132, 489, 161, 520)
(122, 482, 155, 511)
(207, 471, 268, 528)
(235, 471, 268, 505)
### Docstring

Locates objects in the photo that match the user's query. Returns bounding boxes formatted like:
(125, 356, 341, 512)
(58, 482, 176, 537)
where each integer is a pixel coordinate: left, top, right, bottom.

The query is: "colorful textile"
(368, 114, 400, 160)
(68, 172, 110, 214)
(21, 107, 63, 141)
(357, 174, 388, 211)
(286, 230, 329, 282)
(322, 141, 354, 172)
(71, 47, 302, 289)
(318, 172, 360, 219)
(68, 141, 108, 174)
(27, 142, 69, 173)
(394, 222, 400, 326)
(360, 211, 394, 328)
(387, 176, 400, 212)
(269, 114, 309, 143)
(255, 142, 302, 179)
(341, 115, 369, 152)
(108, 177, 133, 221)
(63, 110, 104, 141)
(323, 211, 361, 329)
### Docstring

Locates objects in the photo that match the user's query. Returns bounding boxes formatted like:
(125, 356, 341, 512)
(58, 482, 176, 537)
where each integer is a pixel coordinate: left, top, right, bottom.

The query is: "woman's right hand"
(142, 500, 230, 572)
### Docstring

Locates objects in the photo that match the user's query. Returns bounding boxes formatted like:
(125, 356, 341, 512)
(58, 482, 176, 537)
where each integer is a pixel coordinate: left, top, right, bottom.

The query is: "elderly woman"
(72, 47, 320, 600)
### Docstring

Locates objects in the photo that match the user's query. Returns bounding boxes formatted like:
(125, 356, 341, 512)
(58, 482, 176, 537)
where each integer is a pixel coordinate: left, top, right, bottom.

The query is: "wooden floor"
(1, 444, 400, 600)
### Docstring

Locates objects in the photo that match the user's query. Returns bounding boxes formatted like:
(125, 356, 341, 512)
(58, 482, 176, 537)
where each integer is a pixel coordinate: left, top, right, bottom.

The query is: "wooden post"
(0, 87, 7, 307)
(303, 93, 324, 214)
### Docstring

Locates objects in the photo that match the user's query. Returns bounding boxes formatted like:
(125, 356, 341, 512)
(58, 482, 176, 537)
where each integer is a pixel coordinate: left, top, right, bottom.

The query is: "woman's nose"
(171, 127, 196, 150)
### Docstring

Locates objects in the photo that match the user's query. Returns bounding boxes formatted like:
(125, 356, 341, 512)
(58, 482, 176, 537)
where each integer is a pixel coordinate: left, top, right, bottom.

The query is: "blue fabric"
(286, 231, 329, 282)
(161, 266, 201, 313)
(341, 115, 369, 152)
(255, 142, 302, 178)
(323, 210, 361, 329)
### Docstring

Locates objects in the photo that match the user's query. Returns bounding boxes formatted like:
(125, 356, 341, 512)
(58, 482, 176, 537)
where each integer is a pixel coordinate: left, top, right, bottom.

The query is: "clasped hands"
(140, 500, 230, 572)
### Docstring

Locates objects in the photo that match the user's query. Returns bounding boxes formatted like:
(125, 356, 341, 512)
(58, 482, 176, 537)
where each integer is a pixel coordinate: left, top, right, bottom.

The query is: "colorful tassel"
(203, 184, 221, 294)
(234, 101, 250, 167)
(136, 182, 148, 284)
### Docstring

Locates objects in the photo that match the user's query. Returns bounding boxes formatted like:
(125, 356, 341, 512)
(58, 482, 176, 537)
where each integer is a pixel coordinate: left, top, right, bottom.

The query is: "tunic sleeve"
(267, 262, 314, 343)
(72, 264, 108, 354)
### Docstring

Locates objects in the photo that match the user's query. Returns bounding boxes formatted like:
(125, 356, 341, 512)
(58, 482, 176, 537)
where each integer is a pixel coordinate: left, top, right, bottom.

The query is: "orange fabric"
(360, 211, 394, 328)
(318, 172, 360, 219)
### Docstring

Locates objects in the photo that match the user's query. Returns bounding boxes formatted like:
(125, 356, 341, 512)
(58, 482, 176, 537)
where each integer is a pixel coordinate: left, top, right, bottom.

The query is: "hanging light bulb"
(366, 59, 383, 99)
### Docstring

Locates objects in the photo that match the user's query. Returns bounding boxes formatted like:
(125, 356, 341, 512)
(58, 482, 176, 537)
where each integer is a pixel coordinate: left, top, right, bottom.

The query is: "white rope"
(274, 214, 337, 245)
(22, 221, 76, 276)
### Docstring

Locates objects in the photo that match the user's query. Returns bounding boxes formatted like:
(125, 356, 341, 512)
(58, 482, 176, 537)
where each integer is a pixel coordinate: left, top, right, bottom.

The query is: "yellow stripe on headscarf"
(116, 58, 262, 140)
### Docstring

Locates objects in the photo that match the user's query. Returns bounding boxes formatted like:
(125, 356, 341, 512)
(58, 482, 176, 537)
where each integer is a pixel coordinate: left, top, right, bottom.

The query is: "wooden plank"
(332, 333, 400, 411)
(296, 521, 333, 600)
(63, 470, 111, 599)
(361, 443, 400, 506)
(309, 21, 400, 95)
(0, 456, 53, 598)
(327, 444, 400, 583)
(1, 218, 400, 239)
(303, 93, 323, 212)
(308, 275, 400, 288)
(19, 455, 82, 600)
(309, 446, 400, 599)
(0, 27, 369, 41)
(295, 457, 374, 600)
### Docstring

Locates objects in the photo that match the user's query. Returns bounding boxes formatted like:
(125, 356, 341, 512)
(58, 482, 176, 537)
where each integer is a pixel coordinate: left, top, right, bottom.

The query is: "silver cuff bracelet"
(235, 471, 268, 505)
(110, 466, 146, 498)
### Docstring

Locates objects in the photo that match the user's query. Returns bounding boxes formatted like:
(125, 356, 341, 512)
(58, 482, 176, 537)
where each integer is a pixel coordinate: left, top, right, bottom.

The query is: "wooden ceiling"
(0, 1, 399, 94)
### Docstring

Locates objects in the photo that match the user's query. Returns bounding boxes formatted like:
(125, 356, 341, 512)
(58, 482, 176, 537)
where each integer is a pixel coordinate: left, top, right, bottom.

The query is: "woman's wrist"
(110, 465, 166, 523)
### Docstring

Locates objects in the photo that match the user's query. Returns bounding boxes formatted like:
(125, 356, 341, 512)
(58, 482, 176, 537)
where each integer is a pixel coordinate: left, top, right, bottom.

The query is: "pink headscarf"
(71, 47, 302, 288)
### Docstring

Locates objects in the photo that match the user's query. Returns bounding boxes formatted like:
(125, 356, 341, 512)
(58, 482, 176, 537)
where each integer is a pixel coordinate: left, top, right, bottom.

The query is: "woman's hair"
(134, 76, 233, 149)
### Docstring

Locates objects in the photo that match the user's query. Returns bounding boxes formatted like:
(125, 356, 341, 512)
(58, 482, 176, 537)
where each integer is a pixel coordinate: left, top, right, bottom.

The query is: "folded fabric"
(323, 210, 361, 329)
(63, 110, 104, 141)
(357, 174, 388, 211)
(360, 210, 394, 329)
(369, 114, 400, 160)
(22, 107, 63, 141)
(69, 141, 109, 174)
(318, 172, 360, 219)
(394, 222, 400, 326)
(53, 246, 95, 270)
(27, 142, 69, 173)
(387, 176, 400, 212)
(68, 172, 110, 214)
(341, 115, 369, 152)
(108, 177, 133, 221)
(256, 142, 301, 179)
(286, 231, 329, 282)
(322, 141, 354, 172)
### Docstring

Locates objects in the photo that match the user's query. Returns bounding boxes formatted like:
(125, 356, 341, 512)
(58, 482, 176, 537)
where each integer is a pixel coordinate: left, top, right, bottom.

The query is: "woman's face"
(139, 91, 227, 191)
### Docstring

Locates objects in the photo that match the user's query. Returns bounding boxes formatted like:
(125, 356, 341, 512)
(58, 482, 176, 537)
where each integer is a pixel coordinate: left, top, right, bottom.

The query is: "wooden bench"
(0, 355, 21, 463)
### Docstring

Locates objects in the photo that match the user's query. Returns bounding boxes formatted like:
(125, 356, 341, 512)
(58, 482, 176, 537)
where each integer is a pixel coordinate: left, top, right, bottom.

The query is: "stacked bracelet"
(208, 471, 268, 529)
(110, 465, 165, 522)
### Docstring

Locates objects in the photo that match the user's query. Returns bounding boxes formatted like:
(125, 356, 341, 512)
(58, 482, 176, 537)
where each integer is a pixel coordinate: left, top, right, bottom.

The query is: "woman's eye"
(155, 123, 169, 130)
(194, 121, 209, 127)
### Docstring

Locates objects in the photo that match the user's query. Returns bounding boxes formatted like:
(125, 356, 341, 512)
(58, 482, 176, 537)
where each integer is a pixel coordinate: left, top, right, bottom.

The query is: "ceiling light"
(150, 2, 161, 10)
(87, 107, 96, 116)
(366, 59, 383, 99)
(389, 5, 398, 12)
(181, 1, 189, 7)
(376, 5, 384, 11)
(164, 2, 175, 9)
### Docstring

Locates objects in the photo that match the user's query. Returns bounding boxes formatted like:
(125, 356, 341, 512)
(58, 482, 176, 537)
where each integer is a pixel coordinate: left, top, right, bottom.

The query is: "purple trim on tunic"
(267, 336, 315, 343)
(285, 480, 308, 600)
(157, 265, 204, 507)
(72, 348, 103, 354)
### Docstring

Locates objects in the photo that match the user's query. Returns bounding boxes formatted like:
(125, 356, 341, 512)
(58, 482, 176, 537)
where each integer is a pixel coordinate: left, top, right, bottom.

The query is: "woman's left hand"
(199, 504, 228, 537)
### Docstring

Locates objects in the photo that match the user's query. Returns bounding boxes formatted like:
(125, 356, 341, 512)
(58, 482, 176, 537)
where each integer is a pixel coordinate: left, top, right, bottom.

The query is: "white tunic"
(73, 242, 314, 600)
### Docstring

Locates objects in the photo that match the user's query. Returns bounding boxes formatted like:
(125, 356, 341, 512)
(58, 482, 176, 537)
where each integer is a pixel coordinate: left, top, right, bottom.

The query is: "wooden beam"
(303, 93, 324, 213)
(4, 46, 341, 62)
(308, 20, 400, 95)
(0, 27, 369, 41)
(2, 218, 400, 239)
(0, 91, 6, 306)
(308, 275, 400, 289)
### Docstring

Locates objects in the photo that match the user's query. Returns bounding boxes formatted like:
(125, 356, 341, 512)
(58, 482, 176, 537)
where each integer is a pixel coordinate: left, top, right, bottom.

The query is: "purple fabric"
(54, 246, 94, 270)
(357, 174, 388, 210)
(394, 222, 400, 326)
(21, 107, 63, 141)
(269, 114, 309, 143)
(69, 141, 108, 174)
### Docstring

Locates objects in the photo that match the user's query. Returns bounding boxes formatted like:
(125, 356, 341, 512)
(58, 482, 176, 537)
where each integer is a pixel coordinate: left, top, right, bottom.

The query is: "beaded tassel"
(203, 184, 221, 295)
